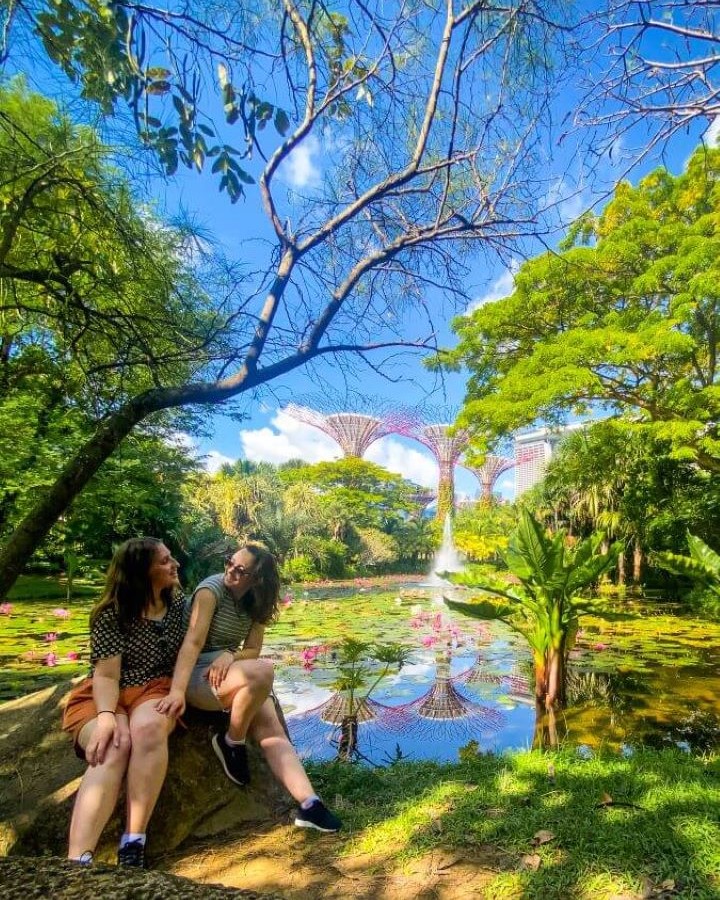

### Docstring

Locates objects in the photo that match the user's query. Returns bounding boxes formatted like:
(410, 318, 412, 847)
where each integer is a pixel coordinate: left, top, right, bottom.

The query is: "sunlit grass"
(306, 749, 720, 899)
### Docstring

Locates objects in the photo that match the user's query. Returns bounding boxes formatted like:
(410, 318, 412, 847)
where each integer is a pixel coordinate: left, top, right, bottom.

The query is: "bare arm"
(87, 655, 122, 766)
(157, 588, 217, 717)
(206, 620, 266, 690)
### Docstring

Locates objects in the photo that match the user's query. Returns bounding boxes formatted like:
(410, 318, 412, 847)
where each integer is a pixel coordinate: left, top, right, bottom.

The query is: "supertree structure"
(408, 487, 436, 509)
(464, 455, 516, 502)
(397, 410, 471, 518)
(285, 393, 415, 458)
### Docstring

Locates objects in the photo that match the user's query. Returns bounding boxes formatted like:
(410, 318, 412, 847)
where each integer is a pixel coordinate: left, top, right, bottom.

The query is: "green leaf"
(274, 108, 290, 136)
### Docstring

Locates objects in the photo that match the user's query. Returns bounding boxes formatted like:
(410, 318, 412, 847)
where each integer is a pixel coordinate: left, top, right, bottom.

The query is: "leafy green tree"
(655, 534, 720, 618)
(1, 1, 580, 597)
(280, 458, 421, 539)
(439, 147, 720, 473)
(453, 499, 516, 563)
(446, 510, 619, 716)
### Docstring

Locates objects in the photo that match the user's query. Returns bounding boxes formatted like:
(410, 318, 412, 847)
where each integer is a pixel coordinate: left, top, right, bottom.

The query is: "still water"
(265, 585, 720, 764)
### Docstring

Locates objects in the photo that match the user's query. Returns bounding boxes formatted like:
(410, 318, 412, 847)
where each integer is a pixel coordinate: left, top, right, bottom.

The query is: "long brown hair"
(239, 543, 280, 625)
(90, 537, 172, 632)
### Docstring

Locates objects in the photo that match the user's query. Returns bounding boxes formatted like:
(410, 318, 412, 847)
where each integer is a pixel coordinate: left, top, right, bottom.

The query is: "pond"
(267, 584, 720, 762)
(3, 579, 720, 761)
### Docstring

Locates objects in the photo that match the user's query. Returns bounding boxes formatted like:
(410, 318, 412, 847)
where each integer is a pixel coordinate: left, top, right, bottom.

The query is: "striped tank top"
(186, 573, 254, 652)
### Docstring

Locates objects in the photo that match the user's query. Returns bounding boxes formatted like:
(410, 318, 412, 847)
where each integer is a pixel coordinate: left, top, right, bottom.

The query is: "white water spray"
(427, 514, 463, 586)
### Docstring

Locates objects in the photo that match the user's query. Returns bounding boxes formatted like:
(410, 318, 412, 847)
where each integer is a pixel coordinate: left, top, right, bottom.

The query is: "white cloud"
(239, 410, 339, 465)
(238, 413, 438, 486)
(544, 177, 587, 225)
(204, 450, 237, 473)
(704, 117, 720, 147)
(366, 437, 438, 488)
(466, 262, 519, 313)
(279, 134, 322, 189)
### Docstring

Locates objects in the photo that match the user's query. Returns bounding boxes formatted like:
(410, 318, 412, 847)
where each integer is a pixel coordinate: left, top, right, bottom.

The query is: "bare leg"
(217, 659, 274, 742)
(249, 699, 315, 803)
(67, 716, 131, 858)
(125, 700, 175, 833)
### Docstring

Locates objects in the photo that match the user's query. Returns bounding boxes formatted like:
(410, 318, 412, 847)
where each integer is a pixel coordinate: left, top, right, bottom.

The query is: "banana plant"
(444, 509, 620, 712)
(654, 534, 720, 607)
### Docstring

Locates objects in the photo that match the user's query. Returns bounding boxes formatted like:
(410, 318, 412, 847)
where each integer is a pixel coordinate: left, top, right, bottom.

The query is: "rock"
(0, 856, 285, 899)
(0, 681, 289, 863)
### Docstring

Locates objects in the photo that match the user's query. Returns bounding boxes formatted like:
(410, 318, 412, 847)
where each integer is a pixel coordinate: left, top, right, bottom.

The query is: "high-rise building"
(513, 423, 585, 494)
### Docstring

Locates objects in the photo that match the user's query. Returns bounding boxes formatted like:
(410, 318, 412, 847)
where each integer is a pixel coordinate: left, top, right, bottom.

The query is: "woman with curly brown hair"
(160, 543, 341, 832)
(63, 537, 185, 868)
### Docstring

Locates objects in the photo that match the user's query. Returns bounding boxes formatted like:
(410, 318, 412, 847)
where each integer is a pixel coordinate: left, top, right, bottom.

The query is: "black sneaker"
(212, 732, 250, 785)
(294, 800, 342, 832)
(117, 839, 145, 868)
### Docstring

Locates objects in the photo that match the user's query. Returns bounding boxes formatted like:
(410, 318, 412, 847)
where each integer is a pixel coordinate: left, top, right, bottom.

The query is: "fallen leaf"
(531, 829, 555, 847)
(599, 792, 614, 806)
(520, 853, 542, 871)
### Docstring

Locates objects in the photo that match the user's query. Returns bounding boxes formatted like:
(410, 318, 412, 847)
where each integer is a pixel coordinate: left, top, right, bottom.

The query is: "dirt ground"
(162, 821, 514, 900)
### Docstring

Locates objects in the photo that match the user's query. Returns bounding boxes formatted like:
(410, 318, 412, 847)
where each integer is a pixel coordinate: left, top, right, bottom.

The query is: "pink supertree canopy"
(464, 455, 516, 501)
(285, 400, 416, 458)
(395, 412, 471, 517)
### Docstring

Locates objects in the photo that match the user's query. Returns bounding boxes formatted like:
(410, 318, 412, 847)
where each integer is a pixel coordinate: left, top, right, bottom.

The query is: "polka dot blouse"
(90, 596, 187, 687)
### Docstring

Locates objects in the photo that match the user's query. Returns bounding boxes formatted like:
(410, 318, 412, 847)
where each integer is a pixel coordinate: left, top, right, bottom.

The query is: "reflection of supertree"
(319, 692, 379, 724)
(285, 403, 412, 458)
(465, 456, 516, 502)
(398, 412, 471, 518)
(456, 658, 533, 704)
(287, 693, 411, 760)
(393, 650, 505, 739)
(417, 651, 470, 719)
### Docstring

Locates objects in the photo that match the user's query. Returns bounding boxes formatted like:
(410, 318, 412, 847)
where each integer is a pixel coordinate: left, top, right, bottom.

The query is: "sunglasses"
(224, 557, 254, 577)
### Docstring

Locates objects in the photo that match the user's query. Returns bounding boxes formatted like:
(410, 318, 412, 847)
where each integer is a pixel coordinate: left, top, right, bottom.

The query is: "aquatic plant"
(444, 510, 619, 722)
(330, 637, 409, 761)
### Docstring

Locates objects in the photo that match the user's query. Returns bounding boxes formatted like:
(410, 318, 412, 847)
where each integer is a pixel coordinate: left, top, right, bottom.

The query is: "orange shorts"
(62, 676, 173, 756)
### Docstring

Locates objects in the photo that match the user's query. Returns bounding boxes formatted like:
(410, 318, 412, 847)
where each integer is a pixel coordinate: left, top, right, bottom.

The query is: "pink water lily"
(0, 602, 12, 615)
(421, 635, 437, 648)
(593, 642, 609, 651)
(52, 608, 70, 619)
(44, 632, 58, 642)
(44, 652, 58, 667)
(66, 651, 79, 661)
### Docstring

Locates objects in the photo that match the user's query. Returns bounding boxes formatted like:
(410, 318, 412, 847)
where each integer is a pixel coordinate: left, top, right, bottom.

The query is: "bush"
(282, 555, 317, 583)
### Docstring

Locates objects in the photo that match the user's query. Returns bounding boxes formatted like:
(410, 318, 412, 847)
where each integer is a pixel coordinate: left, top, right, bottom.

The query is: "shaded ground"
(163, 823, 511, 900)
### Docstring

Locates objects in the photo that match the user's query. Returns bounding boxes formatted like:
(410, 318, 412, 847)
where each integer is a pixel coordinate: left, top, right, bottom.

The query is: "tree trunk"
(617, 550, 626, 586)
(532, 702, 560, 750)
(632, 545, 643, 585)
(338, 715, 358, 760)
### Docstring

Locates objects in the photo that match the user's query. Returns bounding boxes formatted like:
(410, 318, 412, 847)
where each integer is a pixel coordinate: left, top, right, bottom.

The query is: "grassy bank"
(304, 749, 720, 899)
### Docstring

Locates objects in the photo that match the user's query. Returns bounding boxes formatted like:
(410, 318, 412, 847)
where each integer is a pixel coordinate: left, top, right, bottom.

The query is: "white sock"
(70, 851, 94, 864)
(224, 733, 246, 747)
(119, 832, 146, 848)
(300, 794, 320, 810)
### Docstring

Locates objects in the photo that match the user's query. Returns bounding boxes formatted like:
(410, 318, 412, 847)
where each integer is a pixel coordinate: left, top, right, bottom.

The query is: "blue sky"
(13, 7, 719, 503)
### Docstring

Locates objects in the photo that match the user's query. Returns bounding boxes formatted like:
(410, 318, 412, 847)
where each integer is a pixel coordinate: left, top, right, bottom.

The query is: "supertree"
(464, 456, 516, 502)
(285, 393, 415, 458)
(397, 409, 471, 519)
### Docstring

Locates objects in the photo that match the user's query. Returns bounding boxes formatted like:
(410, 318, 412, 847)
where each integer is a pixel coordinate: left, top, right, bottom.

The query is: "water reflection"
(267, 585, 720, 761)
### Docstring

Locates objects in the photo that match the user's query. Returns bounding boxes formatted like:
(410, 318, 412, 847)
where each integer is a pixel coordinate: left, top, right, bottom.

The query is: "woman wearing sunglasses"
(160, 543, 341, 832)
(63, 537, 184, 868)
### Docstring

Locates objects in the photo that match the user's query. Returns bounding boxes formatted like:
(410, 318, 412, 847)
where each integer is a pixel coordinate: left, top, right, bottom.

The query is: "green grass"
(306, 749, 720, 899)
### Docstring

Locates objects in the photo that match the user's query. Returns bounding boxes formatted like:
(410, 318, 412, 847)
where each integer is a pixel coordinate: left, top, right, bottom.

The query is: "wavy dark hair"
(236, 543, 281, 625)
(90, 537, 173, 632)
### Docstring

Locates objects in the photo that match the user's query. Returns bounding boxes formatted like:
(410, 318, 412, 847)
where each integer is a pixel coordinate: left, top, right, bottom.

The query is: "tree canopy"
(440, 146, 720, 471)
(0, 1, 581, 595)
